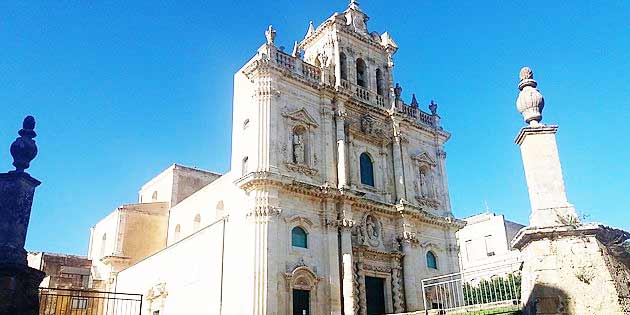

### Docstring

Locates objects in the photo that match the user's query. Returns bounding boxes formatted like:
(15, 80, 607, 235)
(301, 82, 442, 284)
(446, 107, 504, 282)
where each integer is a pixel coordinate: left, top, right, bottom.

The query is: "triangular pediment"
(282, 108, 319, 128)
(411, 151, 437, 166)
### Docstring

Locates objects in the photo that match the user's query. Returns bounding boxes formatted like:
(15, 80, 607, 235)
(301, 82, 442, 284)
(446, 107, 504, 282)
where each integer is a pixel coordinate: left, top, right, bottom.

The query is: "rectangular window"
(465, 240, 472, 261)
(71, 297, 88, 309)
(484, 235, 495, 256)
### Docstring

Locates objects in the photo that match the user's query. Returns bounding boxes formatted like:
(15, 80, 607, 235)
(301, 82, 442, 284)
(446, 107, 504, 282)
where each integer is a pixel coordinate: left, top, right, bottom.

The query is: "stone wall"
(518, 226, 630, 314)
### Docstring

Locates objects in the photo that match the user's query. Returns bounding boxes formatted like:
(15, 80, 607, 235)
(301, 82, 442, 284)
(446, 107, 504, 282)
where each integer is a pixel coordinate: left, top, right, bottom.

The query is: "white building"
(456, 212, 524, 273)
(87, 2, 466, 314)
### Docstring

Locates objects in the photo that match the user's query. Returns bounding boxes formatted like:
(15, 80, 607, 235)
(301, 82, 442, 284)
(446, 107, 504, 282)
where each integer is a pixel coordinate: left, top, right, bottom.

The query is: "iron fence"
(420, 260, 522, 314)
(39, 288, 142, 315)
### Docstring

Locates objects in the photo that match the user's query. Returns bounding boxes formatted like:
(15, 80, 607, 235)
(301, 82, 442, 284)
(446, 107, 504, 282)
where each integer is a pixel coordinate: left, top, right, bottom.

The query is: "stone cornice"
(235, 172, 463, 229)
(511, 223, 630, 251)
(514, 124, 558, 145)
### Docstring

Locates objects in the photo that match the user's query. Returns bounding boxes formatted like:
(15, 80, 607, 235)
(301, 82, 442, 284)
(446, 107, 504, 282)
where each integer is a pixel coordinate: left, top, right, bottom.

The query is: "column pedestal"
(0, 171, 43, 315)
(512, 224, 630, 315)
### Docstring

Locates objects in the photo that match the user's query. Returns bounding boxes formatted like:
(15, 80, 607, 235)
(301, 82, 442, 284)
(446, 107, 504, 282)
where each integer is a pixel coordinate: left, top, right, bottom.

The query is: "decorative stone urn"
(516, 67, 545, 125)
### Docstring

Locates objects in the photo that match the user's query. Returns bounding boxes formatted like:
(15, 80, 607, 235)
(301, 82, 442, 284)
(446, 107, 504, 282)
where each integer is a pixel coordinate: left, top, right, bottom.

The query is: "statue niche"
(292, 126, 307, 165)
(418, 165, 435, 199)
(412, 152, 441, 208)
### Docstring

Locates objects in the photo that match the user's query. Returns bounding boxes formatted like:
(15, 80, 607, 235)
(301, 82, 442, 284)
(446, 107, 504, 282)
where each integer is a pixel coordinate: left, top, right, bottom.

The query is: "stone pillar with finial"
(0, 116, 45, 315)
(511, 68, 630, 315)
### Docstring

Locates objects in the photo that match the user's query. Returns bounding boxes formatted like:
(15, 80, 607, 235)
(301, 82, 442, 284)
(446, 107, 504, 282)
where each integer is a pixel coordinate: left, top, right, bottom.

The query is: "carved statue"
(419, 168, 434, 198)
(394, 83, 402, 100)
(265, 25, 276, 45)
(292, 133, 306, 164)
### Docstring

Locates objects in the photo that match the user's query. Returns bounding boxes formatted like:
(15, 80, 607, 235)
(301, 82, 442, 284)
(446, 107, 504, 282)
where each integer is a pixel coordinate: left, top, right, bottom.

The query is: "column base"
(0, 264, 45, 315)
(512, 223, 630, 314)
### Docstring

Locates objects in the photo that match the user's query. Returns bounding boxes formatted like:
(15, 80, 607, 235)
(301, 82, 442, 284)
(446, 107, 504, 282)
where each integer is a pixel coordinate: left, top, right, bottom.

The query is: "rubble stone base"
(513, 224, 630, 314)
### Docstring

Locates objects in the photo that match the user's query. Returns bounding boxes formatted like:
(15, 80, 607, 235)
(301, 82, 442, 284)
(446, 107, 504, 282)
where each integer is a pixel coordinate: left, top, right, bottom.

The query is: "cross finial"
(10, 116, 38, 173)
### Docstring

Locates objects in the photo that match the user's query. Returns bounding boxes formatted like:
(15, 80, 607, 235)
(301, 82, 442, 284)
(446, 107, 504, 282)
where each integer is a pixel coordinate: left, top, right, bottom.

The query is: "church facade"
(87, 2, 465, 314)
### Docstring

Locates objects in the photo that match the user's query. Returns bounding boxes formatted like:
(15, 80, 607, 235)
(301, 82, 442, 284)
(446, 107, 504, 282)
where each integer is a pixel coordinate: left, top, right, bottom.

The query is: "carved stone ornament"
(285, 162, 318, 176)
(358, 213, 383, 248)
(10, 116, 37, 173)
(265, 25, 276, 45)
(282, 108, 319, 128)
(516, 66, 545, 125)
(360, 114, 374, 134)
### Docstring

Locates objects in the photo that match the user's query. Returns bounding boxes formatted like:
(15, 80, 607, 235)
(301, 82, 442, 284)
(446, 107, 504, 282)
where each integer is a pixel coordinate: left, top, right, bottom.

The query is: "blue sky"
(1, 1, 628, 255)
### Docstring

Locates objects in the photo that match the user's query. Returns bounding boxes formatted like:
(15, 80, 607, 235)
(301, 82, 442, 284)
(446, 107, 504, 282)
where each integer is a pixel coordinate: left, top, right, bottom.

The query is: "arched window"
(193, 214, 201, 231)
(356, 58, 367, 88)
(100, 233, 107, 257)
(360, 152, 374, 187)
(376, 68, 384, 96)
(174, 224, 181, 241)
(152, 191, 158, 201)
(427, 251, 438, 269)
(292, 126, 307, 164)
(339, 52, 348, 81)
(291, 227, 308, 248)
(242, 156, 248, 176)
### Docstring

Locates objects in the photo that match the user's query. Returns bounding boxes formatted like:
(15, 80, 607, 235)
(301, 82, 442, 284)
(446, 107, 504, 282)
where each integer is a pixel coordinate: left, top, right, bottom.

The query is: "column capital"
(397, 231, 419, 247)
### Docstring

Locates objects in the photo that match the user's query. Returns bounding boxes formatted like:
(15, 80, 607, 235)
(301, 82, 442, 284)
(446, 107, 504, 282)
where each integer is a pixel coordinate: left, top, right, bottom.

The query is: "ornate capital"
(397, 231, 419, 247)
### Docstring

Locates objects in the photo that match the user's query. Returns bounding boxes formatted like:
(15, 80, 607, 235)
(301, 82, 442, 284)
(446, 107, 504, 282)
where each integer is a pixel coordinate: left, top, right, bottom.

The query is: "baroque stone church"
(87, 1, 465, 314)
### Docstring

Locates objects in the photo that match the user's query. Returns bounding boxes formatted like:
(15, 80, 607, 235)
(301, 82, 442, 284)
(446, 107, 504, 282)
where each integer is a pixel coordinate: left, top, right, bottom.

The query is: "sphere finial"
(10, 115, 38, 173)
(516, 66, 544, 125)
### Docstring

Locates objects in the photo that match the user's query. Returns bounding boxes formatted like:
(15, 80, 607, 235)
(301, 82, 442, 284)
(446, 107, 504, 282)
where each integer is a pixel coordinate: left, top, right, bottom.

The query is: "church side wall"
(120, 207, 168, 266)
(116, 219, 225, 315)
(138, 168, 174, 205)
(166, 172, 240, 245)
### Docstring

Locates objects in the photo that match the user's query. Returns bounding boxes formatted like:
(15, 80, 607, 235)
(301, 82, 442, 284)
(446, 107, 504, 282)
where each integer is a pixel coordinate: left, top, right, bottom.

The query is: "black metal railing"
(39, 288, 142, 315)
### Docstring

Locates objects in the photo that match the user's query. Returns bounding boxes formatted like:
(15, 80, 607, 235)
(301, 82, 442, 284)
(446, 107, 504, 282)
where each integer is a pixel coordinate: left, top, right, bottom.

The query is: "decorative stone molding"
(145, 282, 168, 313)
(284, 215, 314, 228)
(284, 162, 319, 176)
(414, 196, 441, 209)
(357, 213, 384, 248)
(284, 266, 320, 290)
(282, 107, 319, 128)
(246, 205, 282, 219)
(397, 231, 419, 246)
(410, 151, 437, 167)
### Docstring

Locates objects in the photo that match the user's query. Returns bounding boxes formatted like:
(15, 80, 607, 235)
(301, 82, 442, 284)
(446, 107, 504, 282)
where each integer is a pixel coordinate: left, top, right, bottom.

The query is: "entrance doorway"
(292, 289, 310, 315)
(365, 276, 386, 315)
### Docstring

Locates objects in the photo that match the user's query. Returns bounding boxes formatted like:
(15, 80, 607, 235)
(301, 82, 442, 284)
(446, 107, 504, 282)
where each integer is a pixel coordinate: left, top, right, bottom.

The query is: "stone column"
(514, 66, 577, 227)
(400, 235, 420, 311)
(391, 131, 406, 202)
(335, 107, 348, 189)
(339, 218, 356, 315)
(512, 67, 630, 315)
(0, 116, 45, 315)
(324, 200, 342, 315)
